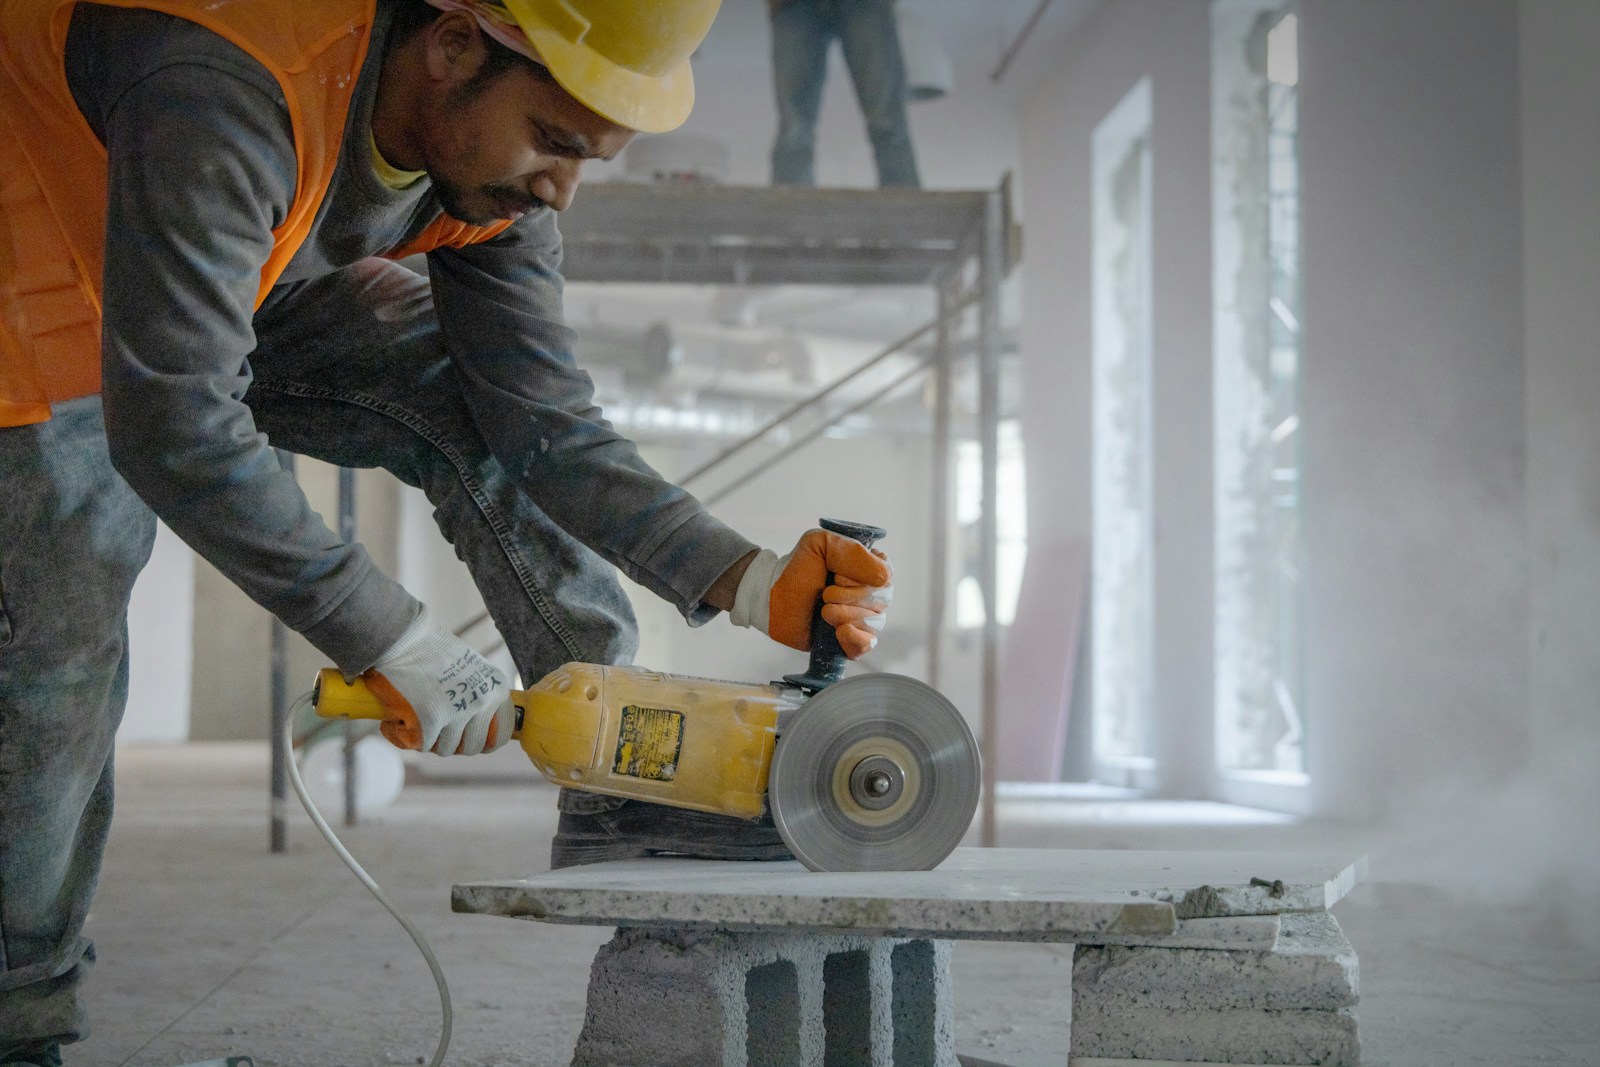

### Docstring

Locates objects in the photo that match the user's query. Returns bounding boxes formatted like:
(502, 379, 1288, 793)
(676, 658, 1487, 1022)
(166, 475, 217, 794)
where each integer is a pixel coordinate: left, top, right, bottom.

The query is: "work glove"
(364, 606, 515, 756)
(730, 529, 893, 658)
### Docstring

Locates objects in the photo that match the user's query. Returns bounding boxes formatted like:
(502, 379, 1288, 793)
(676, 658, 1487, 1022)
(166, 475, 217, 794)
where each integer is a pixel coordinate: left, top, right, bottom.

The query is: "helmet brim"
(520, 21, 696, 134)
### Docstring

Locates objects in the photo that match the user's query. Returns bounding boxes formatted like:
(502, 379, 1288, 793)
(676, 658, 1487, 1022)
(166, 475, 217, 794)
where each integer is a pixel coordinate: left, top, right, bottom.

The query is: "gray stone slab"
(1075, 1062, 1324, 1067)
(1070, 1004, 1361, 1066)
(1275, 909, 1361, 963)
(452, 848, 1363, 944)
(1132, 857, 1368, 918)
(1072, 913, 1358, 1012)
(1095, 914, 1282, 950)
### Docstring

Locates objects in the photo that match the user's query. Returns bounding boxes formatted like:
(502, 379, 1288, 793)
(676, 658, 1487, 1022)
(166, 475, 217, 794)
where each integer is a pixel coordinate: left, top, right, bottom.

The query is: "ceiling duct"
(625, 322, 685, 390)
(897, 9, 954, 102)
(621, 133, 730, 185)
(632, 320, 818, 396)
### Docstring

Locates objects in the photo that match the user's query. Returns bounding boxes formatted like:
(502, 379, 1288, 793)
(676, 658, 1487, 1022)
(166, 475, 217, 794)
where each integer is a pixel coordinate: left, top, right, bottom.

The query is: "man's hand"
(365, 606, 516, 756)
(729, 529, 893, 658)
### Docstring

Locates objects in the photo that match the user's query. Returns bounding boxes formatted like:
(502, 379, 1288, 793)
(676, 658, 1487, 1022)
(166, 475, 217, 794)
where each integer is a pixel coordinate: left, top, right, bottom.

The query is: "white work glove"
(365, 606, 515, 756)
(729, 529, 893, 658)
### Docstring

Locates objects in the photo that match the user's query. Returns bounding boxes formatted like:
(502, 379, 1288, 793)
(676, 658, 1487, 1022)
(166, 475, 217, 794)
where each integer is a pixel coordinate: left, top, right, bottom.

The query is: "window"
(1212, 1, 1307, 791)
(955, 421, 1027, 630)
(1090, 78, 1155, 779)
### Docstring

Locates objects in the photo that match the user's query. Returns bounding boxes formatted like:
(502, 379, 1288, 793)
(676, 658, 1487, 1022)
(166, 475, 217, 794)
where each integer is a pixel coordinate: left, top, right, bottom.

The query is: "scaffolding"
(561, 180, 1017, 847)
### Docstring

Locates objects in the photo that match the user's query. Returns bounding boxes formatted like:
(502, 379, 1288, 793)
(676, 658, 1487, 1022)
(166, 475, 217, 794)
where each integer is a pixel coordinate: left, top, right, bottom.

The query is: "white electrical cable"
(284, 692, 453, 1067)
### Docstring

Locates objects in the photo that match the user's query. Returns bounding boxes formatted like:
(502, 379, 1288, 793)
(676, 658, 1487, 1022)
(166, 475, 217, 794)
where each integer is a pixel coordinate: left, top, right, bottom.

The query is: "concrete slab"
(452, 848, 1364, 943)
(1072, 913, 1358, 1012)
(1070, 1060, 1330, 1067)
(1070, 1004, 1361, 1065)
(1097, 914, 1281, 950)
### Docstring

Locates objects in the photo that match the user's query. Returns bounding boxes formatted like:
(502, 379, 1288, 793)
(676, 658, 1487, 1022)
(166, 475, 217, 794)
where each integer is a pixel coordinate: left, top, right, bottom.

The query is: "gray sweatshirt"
(63, 1, 754, 671)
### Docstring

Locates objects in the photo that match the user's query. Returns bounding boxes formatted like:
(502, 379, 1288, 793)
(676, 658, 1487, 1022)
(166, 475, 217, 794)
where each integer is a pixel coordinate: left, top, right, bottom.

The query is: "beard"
(431, 175, 494, 226)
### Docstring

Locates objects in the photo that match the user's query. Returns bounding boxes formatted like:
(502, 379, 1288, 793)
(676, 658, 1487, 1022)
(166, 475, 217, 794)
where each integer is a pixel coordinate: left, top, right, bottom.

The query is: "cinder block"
(1072, 913, 1358, 1013)
(1069, 1059, 1331, 1067)
(1069, 1003, 1360, 1066)
(571, 926, 957, 1067)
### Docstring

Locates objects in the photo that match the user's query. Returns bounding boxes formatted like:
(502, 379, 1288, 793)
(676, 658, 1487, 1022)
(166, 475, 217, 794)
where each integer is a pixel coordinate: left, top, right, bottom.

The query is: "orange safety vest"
(0, 0, 513, 428)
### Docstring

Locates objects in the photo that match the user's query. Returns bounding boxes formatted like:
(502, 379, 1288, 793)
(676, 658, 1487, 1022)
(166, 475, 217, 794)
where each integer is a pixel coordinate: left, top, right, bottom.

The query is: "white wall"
(123, 521, 195, 742)
(1519, 0, 1600, 888)
(1014, 0, 1598, 844)
(1301, 0, 1597, 901)
(1013, 0, 1214, 793)
(1298, 0, 1529, 820)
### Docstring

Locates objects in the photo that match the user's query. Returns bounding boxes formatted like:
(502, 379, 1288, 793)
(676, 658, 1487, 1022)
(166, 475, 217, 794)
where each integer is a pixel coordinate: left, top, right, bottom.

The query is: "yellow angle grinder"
(311, 520, 981, 872)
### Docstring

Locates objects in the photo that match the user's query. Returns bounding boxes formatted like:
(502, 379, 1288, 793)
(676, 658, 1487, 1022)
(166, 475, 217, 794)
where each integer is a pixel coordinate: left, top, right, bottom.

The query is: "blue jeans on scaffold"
(770, 0, 921, 188)
(0, 259, 637, 1053)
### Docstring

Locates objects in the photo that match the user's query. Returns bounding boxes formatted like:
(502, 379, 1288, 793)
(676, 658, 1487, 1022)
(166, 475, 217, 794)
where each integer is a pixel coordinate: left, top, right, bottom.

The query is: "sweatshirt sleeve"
(94, 61, 419, 671)
(425, 215, 756, 624)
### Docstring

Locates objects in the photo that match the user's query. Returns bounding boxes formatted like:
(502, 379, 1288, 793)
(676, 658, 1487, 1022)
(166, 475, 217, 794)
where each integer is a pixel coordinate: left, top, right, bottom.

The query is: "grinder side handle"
(783, 518, 886, 693)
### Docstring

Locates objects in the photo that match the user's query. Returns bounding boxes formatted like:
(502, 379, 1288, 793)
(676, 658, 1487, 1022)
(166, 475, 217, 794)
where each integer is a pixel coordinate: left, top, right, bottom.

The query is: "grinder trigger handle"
(311, 669, 389, 722)
(310, 669, 528, 739)
(783, 518, 887, 693)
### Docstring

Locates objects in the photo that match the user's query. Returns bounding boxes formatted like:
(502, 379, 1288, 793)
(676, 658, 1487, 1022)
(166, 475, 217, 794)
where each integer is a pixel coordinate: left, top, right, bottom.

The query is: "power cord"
(284, 692, 453, 1067)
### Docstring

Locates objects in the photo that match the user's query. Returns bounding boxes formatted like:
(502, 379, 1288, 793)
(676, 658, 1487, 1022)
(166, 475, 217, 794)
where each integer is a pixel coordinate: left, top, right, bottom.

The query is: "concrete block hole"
(892, 941, 938, 1066)
(824, 949, 873, 1066)
(747, 959, 802, 1067)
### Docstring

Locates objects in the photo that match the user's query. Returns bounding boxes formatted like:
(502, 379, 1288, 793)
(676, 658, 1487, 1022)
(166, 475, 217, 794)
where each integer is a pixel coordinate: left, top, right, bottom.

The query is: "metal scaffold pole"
(928, 277, 955, 694)
(338, 466, 359, 827)
(977, 191, 1004, 850)
(269, 449, 295, 854)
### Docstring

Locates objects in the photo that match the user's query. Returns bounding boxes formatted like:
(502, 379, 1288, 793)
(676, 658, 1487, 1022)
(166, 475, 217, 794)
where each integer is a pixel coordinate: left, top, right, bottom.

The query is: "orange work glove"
(729, 529, 893, 658)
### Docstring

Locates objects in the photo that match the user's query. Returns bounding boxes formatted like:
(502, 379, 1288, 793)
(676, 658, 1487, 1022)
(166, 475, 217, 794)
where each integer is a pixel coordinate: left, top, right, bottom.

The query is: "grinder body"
(315, 662, 799, 821)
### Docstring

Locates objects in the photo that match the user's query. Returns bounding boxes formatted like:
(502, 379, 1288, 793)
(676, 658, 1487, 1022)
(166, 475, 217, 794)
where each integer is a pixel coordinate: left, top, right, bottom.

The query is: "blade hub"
(848, 755, 905, 810)
(829, 736, 920, 827)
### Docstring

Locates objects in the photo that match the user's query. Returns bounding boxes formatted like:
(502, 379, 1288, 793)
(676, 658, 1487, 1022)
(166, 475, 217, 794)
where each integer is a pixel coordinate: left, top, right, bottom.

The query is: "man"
(768, 0, 921, 188)
(0, 0, 893, 1060)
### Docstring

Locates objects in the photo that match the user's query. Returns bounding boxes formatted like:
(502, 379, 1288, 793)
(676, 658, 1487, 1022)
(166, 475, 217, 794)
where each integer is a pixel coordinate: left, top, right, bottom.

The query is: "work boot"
(549, 788, 793, 869)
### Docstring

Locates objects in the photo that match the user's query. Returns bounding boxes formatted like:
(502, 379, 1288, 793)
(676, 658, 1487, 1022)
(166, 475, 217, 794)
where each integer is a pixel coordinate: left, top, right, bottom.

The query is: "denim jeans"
(770, 0, 921, 188)
(0, 396, 153, 1054)
(0, 257, 637, 1050)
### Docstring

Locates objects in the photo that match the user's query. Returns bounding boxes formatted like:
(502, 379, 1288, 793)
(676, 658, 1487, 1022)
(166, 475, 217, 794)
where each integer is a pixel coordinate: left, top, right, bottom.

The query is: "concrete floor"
(69, 743, 1599, 1067)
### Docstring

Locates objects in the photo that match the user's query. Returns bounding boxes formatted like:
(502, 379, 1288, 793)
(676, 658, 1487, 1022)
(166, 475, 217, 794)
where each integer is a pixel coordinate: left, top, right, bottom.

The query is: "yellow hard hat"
(500, 0, 721, 133)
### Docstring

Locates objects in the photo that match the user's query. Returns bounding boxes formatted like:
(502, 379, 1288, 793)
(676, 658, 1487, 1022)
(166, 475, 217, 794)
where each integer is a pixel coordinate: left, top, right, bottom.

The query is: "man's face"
(418, 28, 636, 224)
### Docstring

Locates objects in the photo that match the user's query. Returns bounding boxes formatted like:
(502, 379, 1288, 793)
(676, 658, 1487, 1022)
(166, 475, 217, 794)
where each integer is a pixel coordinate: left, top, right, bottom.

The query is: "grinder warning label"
(613, 705, 684, 781)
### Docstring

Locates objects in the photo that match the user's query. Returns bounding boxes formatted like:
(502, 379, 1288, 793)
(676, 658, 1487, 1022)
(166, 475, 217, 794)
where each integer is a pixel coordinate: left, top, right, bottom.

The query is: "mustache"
(486, 184, 548, 215)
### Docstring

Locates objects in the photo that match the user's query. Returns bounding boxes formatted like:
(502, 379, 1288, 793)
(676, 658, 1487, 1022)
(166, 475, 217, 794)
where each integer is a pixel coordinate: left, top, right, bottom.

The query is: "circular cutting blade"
(769, 674, 980, 872)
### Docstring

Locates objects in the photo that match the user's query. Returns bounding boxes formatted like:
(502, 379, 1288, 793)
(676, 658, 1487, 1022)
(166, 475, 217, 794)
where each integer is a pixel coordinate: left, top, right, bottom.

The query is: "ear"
(422, 11, 489, 85)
